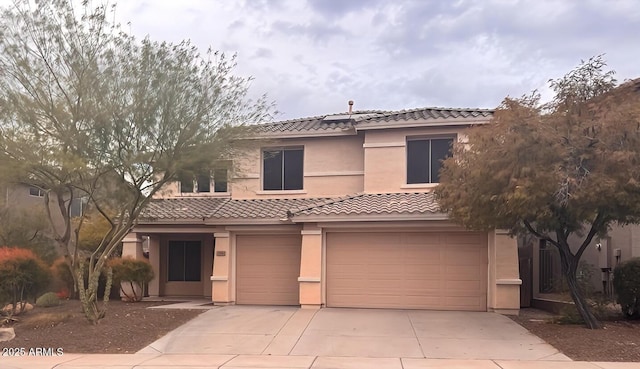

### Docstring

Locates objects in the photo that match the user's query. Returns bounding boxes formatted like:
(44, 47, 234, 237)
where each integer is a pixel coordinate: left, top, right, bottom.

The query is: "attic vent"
(322, 114, 353, 123)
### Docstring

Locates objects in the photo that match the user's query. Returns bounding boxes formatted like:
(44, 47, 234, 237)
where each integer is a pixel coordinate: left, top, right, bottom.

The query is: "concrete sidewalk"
(2, 353, 639, 369)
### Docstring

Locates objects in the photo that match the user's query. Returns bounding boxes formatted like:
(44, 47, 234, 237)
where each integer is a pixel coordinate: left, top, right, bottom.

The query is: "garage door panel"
(326, 232, 487, 311)
(236, 235, 301, 306)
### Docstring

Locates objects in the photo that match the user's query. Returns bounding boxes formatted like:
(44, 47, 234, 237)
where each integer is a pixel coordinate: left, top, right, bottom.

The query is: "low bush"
(109, 257, 154, 302)
(36, 292, 60, 307)
(613, 257, 640, 319)
(0, 247, 51, 315)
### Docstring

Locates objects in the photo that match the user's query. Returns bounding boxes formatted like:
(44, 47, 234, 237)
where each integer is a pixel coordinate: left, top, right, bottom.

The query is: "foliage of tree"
(109, 257, 154, 302)
(0, 204, 58, 264)
(0, 0, 273, 323)
(436, 57, 640, 329)
(0, 247, 51, 316)
(613, 257, 640, 319)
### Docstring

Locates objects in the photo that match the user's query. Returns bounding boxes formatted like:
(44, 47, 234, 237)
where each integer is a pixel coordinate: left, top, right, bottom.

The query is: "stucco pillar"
(211, 232, 232, 304)
(298, 227, 322, 308)
(120, 233, 144, 300)
(122, 233, 144, 259)
(488, 229, 521, 315)
(147, 235, 160, 297)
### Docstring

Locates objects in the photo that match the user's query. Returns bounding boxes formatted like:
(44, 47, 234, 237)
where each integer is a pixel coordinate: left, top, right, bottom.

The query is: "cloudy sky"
(23, 1, 640, 120)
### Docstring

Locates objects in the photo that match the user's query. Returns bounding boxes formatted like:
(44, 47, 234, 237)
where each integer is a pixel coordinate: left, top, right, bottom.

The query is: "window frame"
(29, 186, 45, 197)
(406, 135, 456, 185)
(167, 240, 202, 282)
(262, 146, 304, 191)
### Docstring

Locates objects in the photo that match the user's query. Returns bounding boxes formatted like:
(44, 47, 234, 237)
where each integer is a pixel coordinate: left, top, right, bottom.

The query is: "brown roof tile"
(139, 197, 228, 221)
(362, 107, 494, 123)
(211, 197, 331, 220)
(291, 192, 441, 217)
(255, 107, 493, 135)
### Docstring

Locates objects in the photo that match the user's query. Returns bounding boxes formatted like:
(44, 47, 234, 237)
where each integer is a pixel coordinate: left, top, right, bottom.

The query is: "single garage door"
(326, 232, 487, 311)
(236, 234, 301, 305)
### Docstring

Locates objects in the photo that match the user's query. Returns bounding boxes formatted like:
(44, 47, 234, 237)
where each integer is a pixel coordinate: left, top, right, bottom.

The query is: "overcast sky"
(9, 0, 640, 121)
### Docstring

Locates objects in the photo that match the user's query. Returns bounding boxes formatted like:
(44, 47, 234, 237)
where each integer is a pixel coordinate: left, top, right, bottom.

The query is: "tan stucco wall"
(155, 135, 366, 199)
(363, 127, 467, 193)
(487, 230, 521, 314)
(299, 227, 322, 307)
(231, 135, 365, 199)
(155, 233, 213, 297)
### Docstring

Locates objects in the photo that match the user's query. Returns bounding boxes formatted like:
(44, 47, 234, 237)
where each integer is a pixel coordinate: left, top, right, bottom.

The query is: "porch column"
(147, 235, 160, 297)
(488, 229, 521, 315)
(299, 227, 322, 308)
(122, 232, 144, 259)
(211, 232, 232, 304)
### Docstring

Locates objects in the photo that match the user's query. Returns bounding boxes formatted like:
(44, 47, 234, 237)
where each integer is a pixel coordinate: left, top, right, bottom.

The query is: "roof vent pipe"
(348, 100, 354, 114)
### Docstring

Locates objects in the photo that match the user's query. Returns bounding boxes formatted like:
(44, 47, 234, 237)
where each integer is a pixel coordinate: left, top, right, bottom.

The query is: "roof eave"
(289, 212, 448, 223)
(249, 129, 357, 139)
(355, 119, 491, 131)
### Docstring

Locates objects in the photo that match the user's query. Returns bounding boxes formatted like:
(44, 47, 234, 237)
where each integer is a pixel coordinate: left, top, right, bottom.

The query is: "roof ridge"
(206, 198, 232, 218)
(288, 193, 364, 216)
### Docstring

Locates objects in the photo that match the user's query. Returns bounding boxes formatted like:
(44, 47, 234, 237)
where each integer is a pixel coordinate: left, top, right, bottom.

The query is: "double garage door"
(235, 231, 487, 311)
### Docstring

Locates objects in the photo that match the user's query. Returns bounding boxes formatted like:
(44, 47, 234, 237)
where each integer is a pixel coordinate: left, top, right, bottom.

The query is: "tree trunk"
(559, 251, 601, 329)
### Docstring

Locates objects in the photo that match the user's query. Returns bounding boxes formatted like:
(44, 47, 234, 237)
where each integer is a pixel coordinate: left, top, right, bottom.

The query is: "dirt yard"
(511, 308, 640, 362)
(0, 299, 203, 354)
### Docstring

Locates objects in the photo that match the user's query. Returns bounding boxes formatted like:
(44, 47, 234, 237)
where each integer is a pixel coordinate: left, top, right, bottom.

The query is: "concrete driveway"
(139, 306, 569, 361)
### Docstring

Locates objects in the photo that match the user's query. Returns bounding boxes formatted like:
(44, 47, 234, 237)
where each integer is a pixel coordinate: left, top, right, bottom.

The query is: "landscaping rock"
(0, 327, 15, 342)
(1, 302, 34, 315)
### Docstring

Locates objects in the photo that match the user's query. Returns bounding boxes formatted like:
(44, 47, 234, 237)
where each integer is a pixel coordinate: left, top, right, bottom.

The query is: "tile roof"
(255, 107, 493, 135)
(210, 197, 331, 220)
(139, 197, 227, 221)
(290, 192, 441, 217)
(362, 107, 494, 123)
(139, 193, 442, 223)
(256, 110, 386, 134)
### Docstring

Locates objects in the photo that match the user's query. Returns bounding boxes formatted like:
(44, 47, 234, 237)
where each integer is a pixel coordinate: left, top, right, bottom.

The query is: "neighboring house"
(2, 183, 86, 227)
(520, 224, 640, 306)
(125, 105, 522, 314)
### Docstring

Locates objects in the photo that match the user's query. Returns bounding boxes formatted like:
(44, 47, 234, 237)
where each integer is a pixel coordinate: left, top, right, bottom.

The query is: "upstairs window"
(196, 173, 210, 193)
(213, 169, 228, 193)
(263, 148, 303, 190)
(180, 170, 228, 194)
(29, 186, 45, 197)
(407, 138, 454, 184)
(179, 175, 194, 193)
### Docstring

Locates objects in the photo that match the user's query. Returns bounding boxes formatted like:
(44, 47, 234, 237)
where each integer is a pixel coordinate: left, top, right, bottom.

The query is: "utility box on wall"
(597, 238, 611, 269)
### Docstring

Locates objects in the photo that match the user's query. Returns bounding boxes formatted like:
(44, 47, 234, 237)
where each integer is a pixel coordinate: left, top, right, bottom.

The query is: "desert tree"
(0, 0, 273, 323)
(436, 56, 640, 329)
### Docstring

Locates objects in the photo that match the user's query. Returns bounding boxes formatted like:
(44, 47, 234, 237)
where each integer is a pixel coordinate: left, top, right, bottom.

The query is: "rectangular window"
(168, 241, 201, 282)
(29, 186, 44, 197)
(263, 148, 303, 190)
(196, 173, 210, 193)
(214, 169, 228, 193)
(180, 176, 194, 193)
(407, 138, 454, 184)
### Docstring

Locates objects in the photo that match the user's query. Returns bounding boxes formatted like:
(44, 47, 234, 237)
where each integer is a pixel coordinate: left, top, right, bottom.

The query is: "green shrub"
(613, 257, 640, 319)
(109, 257, 154, 302)
(36, 292, 60, 307)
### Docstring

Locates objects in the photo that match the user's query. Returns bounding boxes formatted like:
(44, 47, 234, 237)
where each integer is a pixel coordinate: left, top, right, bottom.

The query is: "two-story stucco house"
(124, 105, 522, 314)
